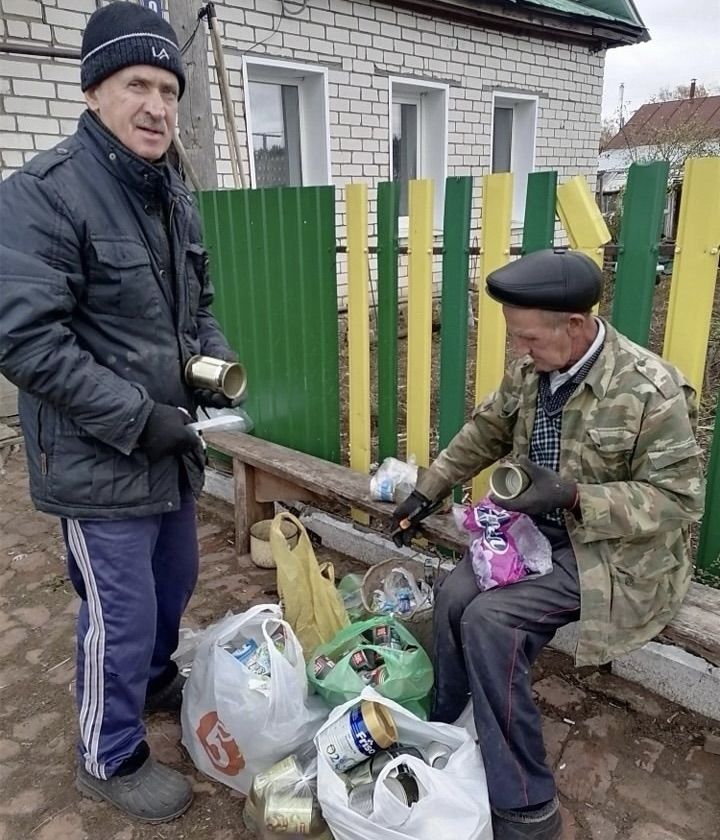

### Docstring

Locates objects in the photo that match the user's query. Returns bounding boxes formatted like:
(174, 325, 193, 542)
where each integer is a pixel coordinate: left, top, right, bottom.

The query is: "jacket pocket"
(584, 426, 635, 480)
(87, 237, 159, 319)
(185, 242, 207, 316)
(609, 543, 681, 630)
(48, 427, 150, 508)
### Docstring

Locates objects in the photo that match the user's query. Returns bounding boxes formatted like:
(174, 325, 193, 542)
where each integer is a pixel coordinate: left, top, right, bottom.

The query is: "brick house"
(1, 0, 647, 209)
(0, 0, 647, 413)
(598, 93, 720, 238)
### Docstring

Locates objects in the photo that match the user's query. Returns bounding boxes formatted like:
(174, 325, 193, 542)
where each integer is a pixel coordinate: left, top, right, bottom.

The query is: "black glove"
(490, 455, 578, 516)
(194, 388, 244, 410)
(391, 489, 432, 547)
(138, 404, 200, 463)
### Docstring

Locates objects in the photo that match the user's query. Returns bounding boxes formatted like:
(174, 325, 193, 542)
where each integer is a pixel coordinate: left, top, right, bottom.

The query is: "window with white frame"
(389, 78, 448, 230)
(243, 57, 331, 189)
(491, 92, 538, 223)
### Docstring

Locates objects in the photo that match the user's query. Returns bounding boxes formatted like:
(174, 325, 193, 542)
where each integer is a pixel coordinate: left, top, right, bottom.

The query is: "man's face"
(84, 65, 179, 161)
(503, 306, 585, 373)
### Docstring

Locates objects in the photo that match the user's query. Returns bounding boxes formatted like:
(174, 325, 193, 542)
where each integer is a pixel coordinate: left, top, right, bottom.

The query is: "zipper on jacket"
(36, 402, 47, 475)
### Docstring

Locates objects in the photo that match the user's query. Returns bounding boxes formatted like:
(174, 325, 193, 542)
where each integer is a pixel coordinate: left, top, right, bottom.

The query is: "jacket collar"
(77, 110, 187, 201)
(581, 318, 619, 400)
(516, 316, 617, 401)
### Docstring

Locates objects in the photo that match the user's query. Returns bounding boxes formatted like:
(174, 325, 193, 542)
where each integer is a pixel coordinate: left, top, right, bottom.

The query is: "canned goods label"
(349, 649, 375, 672)
(318, 704, 392, 773)
(264, 791, 314, 835)
(313, 654, 336, 679)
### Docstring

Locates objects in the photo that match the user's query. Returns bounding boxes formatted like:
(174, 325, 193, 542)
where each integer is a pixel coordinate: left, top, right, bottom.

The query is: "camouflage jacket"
(417, 320, 705, 665)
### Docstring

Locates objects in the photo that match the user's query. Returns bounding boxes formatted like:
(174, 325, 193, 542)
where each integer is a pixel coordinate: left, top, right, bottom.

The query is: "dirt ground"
(1, 444, 719, 840)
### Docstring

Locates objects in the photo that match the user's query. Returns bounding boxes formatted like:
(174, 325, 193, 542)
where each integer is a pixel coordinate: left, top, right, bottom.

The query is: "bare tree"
(599, 118, 619, 152)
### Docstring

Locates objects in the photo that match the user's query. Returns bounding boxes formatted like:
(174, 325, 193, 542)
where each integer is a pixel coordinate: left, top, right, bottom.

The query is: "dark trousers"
(61, 483, 199, 779)
(432, 525, 580, 810)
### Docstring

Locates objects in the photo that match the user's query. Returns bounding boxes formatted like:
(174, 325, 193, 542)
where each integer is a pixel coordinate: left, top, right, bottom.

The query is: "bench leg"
(233, 457, 274, 559)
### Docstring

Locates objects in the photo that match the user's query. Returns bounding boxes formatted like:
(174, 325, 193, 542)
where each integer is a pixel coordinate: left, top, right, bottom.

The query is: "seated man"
(392, 249, 704, 840)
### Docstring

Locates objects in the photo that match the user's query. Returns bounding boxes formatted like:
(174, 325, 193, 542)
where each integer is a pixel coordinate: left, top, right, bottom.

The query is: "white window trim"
(389, 77, 449, 234)
(490, 90, 539, 225)
(242, 55, 332, 188)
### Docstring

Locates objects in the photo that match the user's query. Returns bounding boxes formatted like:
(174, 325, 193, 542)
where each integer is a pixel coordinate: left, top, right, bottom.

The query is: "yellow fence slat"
(406, 179, 434, 468)
(346, 183, 371, 523)
(556, 175, 611, 268)
(663, 156, 720, 398)
(472, 173, 513, 501)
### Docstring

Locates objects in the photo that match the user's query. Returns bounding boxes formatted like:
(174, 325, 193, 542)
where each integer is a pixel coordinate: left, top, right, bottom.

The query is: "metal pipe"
(0, 41, 80, 60)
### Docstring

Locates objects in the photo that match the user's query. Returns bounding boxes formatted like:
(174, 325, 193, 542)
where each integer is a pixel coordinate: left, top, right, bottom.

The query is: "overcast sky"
(602, 0, 720, 120)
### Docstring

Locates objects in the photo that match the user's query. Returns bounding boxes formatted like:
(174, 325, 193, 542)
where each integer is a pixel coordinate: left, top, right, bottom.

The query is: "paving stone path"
(0, 445, 718, 840)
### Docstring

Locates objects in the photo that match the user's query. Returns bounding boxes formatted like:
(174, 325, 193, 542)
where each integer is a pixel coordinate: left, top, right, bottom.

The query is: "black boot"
(492, 798, 563, 840)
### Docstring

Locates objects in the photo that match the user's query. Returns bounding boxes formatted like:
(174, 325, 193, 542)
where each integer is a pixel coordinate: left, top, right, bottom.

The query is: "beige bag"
(270, 512, 349, 659)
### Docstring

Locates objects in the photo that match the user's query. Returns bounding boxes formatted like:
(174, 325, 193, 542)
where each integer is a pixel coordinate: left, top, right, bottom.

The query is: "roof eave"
(381, 0, 649, 47)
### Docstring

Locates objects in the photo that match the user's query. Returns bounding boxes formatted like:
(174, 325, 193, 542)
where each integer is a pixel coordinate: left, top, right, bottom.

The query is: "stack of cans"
(310, 623, 409, 688)
(226, 627, 286, 679)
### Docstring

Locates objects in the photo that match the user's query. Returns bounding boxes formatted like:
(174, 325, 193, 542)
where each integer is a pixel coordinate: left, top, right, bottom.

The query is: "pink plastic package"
(456, 497, 553, 591)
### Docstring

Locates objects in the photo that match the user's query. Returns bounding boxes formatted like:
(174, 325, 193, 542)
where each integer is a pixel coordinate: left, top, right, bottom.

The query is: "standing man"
(0, 2, 237, 823)
(392, 249, 704, 840)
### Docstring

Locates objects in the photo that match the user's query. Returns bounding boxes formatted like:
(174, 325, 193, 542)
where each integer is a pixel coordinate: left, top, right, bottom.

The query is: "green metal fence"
(198, 186, 341, 462)
(197, 165, 720, 579)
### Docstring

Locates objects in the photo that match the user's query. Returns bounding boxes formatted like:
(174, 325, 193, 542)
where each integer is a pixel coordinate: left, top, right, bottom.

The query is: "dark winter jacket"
(0, 110, 233, 519)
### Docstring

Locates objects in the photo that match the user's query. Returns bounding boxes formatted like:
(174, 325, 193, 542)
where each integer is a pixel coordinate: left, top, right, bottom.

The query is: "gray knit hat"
(81, 1, 185, 97)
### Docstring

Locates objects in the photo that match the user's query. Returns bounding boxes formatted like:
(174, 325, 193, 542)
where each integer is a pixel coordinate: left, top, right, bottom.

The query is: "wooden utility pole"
(167, 0, 218, 189)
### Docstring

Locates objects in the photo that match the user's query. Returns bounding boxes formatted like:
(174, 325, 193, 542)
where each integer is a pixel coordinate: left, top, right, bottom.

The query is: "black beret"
(486, 249, 602, 313)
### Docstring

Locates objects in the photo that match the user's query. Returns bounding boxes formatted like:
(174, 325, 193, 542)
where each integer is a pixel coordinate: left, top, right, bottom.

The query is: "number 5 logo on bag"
(196, 711, 245, 775)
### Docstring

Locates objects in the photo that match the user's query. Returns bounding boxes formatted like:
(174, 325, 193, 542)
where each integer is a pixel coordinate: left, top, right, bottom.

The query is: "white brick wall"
(0, 0, 606, 303)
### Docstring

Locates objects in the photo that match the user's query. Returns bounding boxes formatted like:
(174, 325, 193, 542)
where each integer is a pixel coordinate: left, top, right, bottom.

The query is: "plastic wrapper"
(244, 743, 334, 839)
(456, 497, 553, 591)
(369, 457, 418, 502)
(190, 406, 254, 434)
(337, 573, 366, 621)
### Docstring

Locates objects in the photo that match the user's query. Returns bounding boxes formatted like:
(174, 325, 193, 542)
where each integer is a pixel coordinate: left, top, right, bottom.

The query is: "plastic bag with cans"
(315, 688, 492, 840)
(307, 615, 433, 719)
(243, 743, 334, 840)
(181, 604, 328, 794)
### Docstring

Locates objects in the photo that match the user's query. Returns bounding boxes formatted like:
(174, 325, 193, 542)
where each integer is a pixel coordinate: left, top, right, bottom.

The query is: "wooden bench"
(204, 430, 466, 556)
(203, 430, 720, 668)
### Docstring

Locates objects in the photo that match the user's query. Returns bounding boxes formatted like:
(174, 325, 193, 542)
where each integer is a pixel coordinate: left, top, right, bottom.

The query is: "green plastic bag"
(306, 615, 434, 718)
(337, 573, 366, 622)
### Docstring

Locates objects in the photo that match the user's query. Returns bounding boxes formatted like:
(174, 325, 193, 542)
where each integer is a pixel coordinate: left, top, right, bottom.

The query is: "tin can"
(184, 354, 247, 401)
(489, 462, 530, 501)
(383, 770, 420, 805)
(369, 625, 404, 649)
(349, 648, 376, 673)
(367, 665, 389, 686)
(252, 755, 303, 799)
(312, 654, 336, 680)
(425, 741, 451, 769)
(263, 790, 315, 835)
(348, 782, 376, 816)
(317, 700, 397, 773)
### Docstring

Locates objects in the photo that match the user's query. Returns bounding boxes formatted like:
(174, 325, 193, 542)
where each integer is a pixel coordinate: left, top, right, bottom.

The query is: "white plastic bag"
(181, 604, 328, 794)
(315, 688, 492, 840)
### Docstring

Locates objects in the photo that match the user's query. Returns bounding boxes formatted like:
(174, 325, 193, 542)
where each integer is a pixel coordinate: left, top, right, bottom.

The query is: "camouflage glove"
(490, 455, 578, 516)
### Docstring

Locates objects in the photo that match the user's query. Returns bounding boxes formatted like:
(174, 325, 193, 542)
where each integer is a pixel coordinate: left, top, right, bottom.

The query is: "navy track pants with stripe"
(62, 485, 199, 779)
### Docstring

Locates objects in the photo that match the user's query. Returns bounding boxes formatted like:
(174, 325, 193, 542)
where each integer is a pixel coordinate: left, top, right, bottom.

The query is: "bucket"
(250, 519, 299, 569)
(360, 558, 435, 658)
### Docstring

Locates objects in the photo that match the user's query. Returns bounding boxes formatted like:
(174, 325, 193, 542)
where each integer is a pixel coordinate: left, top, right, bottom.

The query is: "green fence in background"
(198, 186, 341, 463)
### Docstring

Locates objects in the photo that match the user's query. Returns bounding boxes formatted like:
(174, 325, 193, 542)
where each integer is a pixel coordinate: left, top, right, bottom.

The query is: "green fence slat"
(697, 393, 720, 580)
(611, 161, 669, 346)
(522, 171, 557, 254)
(438, 176, 473, 490)
(198, 186, 341, 462)
(377, 181, 400, 462)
